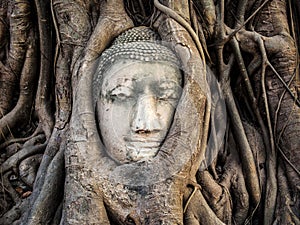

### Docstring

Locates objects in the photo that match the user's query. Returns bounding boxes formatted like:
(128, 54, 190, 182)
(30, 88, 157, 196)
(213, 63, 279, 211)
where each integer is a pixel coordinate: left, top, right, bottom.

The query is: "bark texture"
(0, 0, 299, 224)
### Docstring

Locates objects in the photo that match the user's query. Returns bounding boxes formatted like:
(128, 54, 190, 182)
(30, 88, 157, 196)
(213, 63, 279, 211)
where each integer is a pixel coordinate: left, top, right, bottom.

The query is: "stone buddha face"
(97, 59, 182, 164)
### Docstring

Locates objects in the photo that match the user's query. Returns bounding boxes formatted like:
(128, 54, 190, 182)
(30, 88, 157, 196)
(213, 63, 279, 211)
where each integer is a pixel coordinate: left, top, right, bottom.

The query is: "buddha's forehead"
(101, 59, 182, 90)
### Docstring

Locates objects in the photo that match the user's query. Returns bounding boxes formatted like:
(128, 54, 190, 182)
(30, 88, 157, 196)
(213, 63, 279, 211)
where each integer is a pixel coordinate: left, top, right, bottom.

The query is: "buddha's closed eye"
(108, 86, 133, 101)
(157, 82, 181, 101)
(158, 89, 180, 101)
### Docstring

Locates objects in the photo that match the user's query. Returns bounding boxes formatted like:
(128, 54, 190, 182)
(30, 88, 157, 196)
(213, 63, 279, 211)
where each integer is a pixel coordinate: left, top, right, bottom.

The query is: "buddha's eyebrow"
(103, 78, 135, 93)
(158, 80, 180, 88)
(104, 84, 129, 94)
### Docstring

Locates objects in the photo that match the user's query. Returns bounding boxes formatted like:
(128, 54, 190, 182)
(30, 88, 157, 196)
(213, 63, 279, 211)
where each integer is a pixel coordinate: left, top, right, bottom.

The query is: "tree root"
(237, 21, 299, 223)
(0, 0, 31, 117)
(220, 131, 250, 224)
(197, 171, 232, 223)
(214, 3, 262, 207)
(183, 187, 226, 225)
(0, 26, 38, 143)
(0, 143, 46, 174)
(275, 162, 300, 225)
(0, 199, 28, 225)
(219, 56, 261, 206)
(154, 0, 210, 177)
(255, 36, 278, 225)
(29, 129, 62, 202)
(154, 0, 206, 63)
(34, 0, 55, 139)
(19, 154, 43, 187)
(63, 0, 134, 223)
(1, 171, 20, 204)
(0, 0, 299, 224)
(189, 3, 210, 64)
(0, 127, 44, 150)
(192, 0, 216, 38)
(24, 145, 64, 225)
(0, 0, 8, 54)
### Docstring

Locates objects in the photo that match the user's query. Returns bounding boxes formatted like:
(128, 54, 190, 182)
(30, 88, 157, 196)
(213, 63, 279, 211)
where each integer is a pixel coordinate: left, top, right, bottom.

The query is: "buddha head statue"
(93, 26, 182, 164)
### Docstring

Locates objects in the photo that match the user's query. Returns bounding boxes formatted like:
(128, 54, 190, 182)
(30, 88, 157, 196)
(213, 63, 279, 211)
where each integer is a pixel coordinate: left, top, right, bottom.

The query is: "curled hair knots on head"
(92, 26, 181, 105)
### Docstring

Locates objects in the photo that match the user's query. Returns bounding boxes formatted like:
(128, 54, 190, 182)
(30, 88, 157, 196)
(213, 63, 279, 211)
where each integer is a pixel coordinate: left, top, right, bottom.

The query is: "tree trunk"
(0, 0, 299, 224)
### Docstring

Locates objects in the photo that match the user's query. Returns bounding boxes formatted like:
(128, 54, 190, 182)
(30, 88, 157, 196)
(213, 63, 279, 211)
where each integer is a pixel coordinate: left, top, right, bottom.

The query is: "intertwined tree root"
(0, 0, 299, 224)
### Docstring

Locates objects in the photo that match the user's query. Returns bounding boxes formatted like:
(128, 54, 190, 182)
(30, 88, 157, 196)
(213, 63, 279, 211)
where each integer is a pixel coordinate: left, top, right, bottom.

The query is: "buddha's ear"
(94, 100, 101, 138)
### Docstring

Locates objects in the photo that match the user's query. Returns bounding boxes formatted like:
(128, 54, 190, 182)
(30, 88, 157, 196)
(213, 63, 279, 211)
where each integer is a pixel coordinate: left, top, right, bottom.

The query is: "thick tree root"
(0, 0, 31, 116)
(34, 0, 55, 139)
(1, 0, 299, 224)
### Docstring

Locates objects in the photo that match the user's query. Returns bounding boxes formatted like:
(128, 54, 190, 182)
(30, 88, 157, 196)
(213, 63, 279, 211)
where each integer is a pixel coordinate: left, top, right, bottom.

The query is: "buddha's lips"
(123, 137, 163, 149)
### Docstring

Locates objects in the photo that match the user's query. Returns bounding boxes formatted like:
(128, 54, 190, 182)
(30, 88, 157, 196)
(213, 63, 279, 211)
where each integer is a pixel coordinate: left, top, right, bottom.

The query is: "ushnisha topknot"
(93, 26, 181, 104)
(112, 26, 160, 44)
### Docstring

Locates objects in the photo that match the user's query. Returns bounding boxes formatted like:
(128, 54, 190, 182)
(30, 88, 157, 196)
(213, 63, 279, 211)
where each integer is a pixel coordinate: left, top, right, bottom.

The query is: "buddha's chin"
(126, 146, 160, 163)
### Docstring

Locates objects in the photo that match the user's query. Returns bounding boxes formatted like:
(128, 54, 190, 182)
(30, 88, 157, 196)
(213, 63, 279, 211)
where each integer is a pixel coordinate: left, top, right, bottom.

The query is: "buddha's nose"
(131, 95, 162, 134)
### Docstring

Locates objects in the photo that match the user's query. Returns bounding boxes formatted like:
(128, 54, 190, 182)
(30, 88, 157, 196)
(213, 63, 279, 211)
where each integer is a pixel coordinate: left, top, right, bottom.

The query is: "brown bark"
(0, 0, 299, 224)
